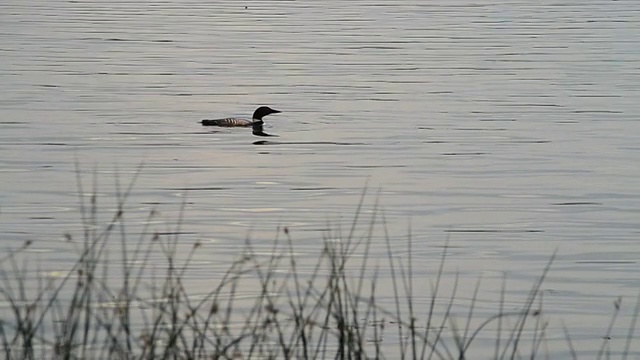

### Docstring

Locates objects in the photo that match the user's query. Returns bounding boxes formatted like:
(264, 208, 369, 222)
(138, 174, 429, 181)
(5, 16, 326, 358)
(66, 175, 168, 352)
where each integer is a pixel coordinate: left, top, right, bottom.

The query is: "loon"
(201, 106, 281, 137)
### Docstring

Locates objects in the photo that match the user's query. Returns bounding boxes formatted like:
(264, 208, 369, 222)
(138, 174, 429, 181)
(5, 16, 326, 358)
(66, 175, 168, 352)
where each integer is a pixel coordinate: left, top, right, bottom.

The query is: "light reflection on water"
(1, 0, 640, 356)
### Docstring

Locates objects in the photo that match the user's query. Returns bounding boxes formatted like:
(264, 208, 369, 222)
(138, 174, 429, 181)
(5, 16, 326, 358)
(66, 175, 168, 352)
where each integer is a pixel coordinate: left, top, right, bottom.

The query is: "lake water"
(1, 0, 639, 357)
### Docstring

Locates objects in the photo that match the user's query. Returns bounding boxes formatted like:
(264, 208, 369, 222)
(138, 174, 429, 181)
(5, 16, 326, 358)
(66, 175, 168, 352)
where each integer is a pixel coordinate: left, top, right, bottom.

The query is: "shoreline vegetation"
(1, 169, 638, 359)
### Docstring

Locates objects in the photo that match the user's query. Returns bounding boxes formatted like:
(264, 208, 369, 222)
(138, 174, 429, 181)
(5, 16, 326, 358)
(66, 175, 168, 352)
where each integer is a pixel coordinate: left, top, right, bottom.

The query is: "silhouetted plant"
(0, 167, 638, 359)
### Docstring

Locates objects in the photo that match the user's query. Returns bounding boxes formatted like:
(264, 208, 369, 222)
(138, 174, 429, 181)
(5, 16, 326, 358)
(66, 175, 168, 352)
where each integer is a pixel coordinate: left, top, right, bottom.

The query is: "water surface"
(1, 0, 639, 356)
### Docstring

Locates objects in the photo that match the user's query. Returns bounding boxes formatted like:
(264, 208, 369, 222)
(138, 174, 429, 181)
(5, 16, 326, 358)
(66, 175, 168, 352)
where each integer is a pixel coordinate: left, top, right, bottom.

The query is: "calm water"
(1, 0, 639, 356)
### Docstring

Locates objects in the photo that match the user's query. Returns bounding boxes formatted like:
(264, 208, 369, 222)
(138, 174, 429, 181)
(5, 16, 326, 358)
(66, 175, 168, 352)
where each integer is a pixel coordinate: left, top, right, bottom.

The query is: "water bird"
(201, 106, 281, 137)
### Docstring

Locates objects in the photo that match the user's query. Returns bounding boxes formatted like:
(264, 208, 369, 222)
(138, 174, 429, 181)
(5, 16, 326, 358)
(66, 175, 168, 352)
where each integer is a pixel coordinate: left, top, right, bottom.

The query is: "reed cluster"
(1, 171, 637, 359)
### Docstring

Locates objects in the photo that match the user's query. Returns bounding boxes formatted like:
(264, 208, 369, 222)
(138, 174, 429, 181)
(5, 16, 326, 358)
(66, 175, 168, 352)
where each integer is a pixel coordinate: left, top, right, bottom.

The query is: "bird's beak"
(272, 109, 281, 114)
